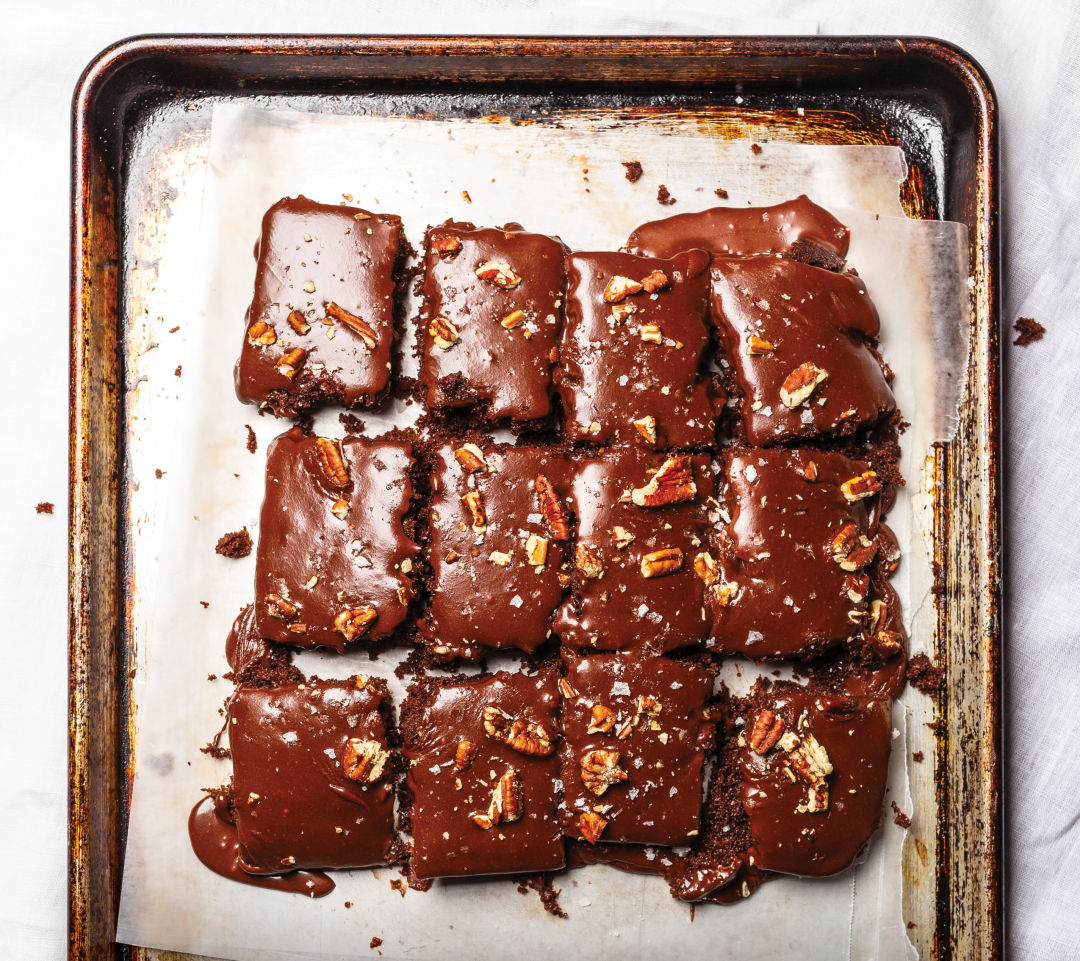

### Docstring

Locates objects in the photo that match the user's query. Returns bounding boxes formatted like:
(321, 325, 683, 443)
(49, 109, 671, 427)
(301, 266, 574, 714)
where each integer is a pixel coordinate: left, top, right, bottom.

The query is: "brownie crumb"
(714, 187, 729, 199)
(389, 877, 407, 897)
(35, 502, 54, 515)
(201, 742, 231, 760)
(515, 873, 568, 918)
(168, 325, 180, 333)
(215, 527, 253, 559)
(912, 751, 924, 763)
(657, 184, 676, 206)
(751, 142, 763, 154)
(154, 469, 165, 479)
(907, 653, 943, 695)
(623, 160, 643, 183)
(207, 673, 217, 682)
(344, 901, 353, 909)
(460, 190, 472, 204)
(200, 600, 210, 609)
(174, 365, 182, 377)
(369, 936, 382, 949)
(339, 412, 367, 435)
(1013, 316, 1045, 346)
(891, 801, 912, 828)
(244, 425, 257, 453)
(907, 921, 917, 929)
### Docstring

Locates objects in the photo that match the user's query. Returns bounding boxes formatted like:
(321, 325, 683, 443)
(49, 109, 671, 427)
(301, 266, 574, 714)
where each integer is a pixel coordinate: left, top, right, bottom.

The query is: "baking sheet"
(115, 104, 970, 961)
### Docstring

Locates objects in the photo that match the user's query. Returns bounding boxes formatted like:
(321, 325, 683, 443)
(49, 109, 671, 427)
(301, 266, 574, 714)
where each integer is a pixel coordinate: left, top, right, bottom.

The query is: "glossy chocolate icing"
(254, 427, 418, 651)
(554, 249, 720, 447)
(188, 792, 335, 897)
(421, 442, 572, 660)
(235, 196, 402, 416)
(229, 677, 397, 872)
(711, 256, 895, 445)
(739, 686, 892, 877)
(625, 195, 850, 264)
(708, 448, 885, 659)
(559, 654, 714, 846)
(554, 449, 715, 654)
(402, 671, 565, 879)
(225, 603, 277, 674)
(419, 223, 567, 423)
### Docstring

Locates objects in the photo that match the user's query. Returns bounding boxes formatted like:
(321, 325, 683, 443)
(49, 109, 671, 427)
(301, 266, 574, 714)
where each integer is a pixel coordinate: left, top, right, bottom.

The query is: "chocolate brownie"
(559, 654, 714, 846)
(625, 195, 850, 267)
(401, 671, 565, 879)
(554, 450, 715, 655)
(254, 427, 418, 652)
(554, 249, 720, 448)
(235, 196, 404, 416)
(418, 222, 567, 425)
(710, 257, 895, 445)
(420, 441, 573, 661)
(229, 675, 397, 873)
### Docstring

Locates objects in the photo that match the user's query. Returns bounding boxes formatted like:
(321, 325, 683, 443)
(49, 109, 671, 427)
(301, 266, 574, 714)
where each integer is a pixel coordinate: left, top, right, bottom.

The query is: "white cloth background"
(1, 2, 1071, 959)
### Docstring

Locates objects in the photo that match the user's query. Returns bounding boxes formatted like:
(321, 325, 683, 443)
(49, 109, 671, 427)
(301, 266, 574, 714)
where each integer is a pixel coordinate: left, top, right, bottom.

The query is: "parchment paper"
(116, 104, 970, 961)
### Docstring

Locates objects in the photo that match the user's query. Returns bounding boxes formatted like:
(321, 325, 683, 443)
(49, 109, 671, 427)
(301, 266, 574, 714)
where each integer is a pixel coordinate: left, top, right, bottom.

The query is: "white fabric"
(0, 2, 1071, 959)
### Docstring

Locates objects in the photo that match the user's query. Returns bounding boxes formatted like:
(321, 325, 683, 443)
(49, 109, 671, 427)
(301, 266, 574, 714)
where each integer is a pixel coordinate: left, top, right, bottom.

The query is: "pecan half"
(461, 490, 486, 531)
(315, 437, 350, 489)
(265, 592, 298, 620)
(830, 523, 878, 571)
(641, 547, 684, 579)
(748, 709, 785, 754)
(779, 362, 829, 408)
(454, 443, 487, 473)
(640, 270, 669, 293)
(432, 234, 462, 257)
(578, 810, 608, 844)
(343, 738, 390, 784)
(247, 320, 277, 346)
(788, 732, 833, 785)
(868, 598, 888, 634)
(286, 310, 310, 335)
(473, 769, 524, 829)
(475, 261, 521, 288)
(588, 704, 616, 735)
(428, 316, 459, 350)
(575, 544, 605, 579)
(276, 347, 307, 379)
(535, 474, 570, 540)
(326, 302, 377, 349)
(525, 533, 549, 567)
(631, 455, 697, 507)
(580, 748, 628, 796)
(334, 606, 378, 641)
(603, 275, 643, 303)
(746, 334, 774, 355)
(840, 471, 882, 503)
(482, 705, 556, 757)
(633, 415, 657, 444)
(454, 739, 477, 771)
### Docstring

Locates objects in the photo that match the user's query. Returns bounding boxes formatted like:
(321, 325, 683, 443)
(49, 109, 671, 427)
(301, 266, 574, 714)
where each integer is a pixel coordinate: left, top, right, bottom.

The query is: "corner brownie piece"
(704, 447, 896, 660)
(626, 195, 850, 269)
(554, 450, 715, 655)
(559, 654, 714, 846)
(739, 683, 892, 877)
(254, 427, 418, 652)
(710, 256, 895, 445)
(418, 222, 567, 425)
(235, 196, 404, 416)
(554, 249, 719, 448)
(420, 442, 572, 661)
(401, 671, 564, 879)
(229, 675, 397, 872)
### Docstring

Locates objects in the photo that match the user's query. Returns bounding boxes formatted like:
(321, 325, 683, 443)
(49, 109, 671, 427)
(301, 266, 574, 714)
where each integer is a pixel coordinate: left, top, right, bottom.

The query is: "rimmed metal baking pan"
(70, 34, 1000, 961)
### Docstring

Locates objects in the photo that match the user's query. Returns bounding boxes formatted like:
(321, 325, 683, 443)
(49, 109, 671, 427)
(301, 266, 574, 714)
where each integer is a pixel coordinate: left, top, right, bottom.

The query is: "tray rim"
(69, 33, 1001, 961)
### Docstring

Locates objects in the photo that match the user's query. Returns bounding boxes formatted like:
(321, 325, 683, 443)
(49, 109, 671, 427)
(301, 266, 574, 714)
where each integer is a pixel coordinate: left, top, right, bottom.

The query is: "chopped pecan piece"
(331, 498, 350, 520)
(748, 709, 785, 754)
(868, 599, 888, 634)
(488, 550, 513, 567)
(870, 629, 903, 660)
(580, 748, 628, 796)
(612, 526, 635, 549)
(265, 592, 298, 620)
(534, 474, 570, 540)
(575, 544, 605, 580)
(247, 320, 277, 346)
(788, 732, 833, 786)
(641, 547, 683, 578)
(326, 301, 377, 349)
(636, 694, 662, 718)
(840, 470, 882, 503)
(343, 738, 390, 784)
(587, 704, 616, 735)
(714, 581, 739, 606)
(482, 705, 557, 756)
(830, 523, 878, 571)
(603, 275, 643, 303)
(779, 362, 829, 407)
(746, 334, 774, 355)
(525, 533, 549, 567)
(640, 323, 663, 344)
(276, 347, 307, 379)
(844, 572, 870, 603)
(286, 310, 310, 335)
(693, 551, 718, 586)
(578, 810, 608, 844)
(800, 459, 819, 482)
(454, 739, 477, 771)
(315, 437, 350, 489)
(632, 415, 657, 444)
(611, 302, 636, 323)
(501, 309, 526, 330)
(432, 234, 462, 257)
(428, 316, 459, 350)
(334, 606, 378, 641)
(461, 490, 486, 531)
(454, 443, 487, 473)
(631, 455, 697, 507)
(558, 678, 580, 699)
(475, 261, 521, 288)
(640, 270, 669, 293)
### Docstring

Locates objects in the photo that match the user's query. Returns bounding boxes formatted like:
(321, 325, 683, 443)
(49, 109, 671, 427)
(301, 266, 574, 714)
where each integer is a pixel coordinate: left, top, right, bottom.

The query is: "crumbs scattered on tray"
(155, 469, 165, 479)
(516, 873, 568, 918)
(35, 501, 54, 515)
(174, 365, 182, 377)
(906, 653, 943, 695)
(245, 425, 258, 453)
(215, 528, 253, 558)
(1013, 316, 1045, 346)
(912, 751, 924, 763)
(751, 142, 763, 155)
(369, 937, 383, 951)
(891, 802, 912, 828)
(200, 600, 210, 608)
(623, 160, 643, 183)
(657, 184, 676, 206)
(714, 187, 729, 199)
(389, 877, 407, 897)
(460, 190, 472, 204)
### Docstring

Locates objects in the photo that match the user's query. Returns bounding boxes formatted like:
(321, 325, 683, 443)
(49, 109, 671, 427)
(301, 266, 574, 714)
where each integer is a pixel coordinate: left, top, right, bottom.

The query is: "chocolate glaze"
(740, 685, 892, 877)
(554, 249, 720, 447)
(254, 427, 419, 651)
(401, 671, 565, 879)
(419, 222, 567, 423)
(709, 447, 887, 659)
(229, 677, 396, 872)
(559, 654, 714, 845)
(235, 196, 403, 416)
(225, 603, 275, 674)
(711, 257, 895, 445)
(420, 443, 572, 660)
(555, 449, 714, 654)
(625, 195, 850, 264)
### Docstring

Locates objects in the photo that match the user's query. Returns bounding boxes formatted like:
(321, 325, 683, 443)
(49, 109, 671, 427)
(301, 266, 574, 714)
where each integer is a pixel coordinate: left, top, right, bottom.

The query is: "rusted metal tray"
(70, 35, 1000, 961)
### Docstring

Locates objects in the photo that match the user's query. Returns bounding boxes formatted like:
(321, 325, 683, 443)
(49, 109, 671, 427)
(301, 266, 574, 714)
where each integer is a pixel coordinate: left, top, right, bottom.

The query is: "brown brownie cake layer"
(235, 196, 405, 416)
